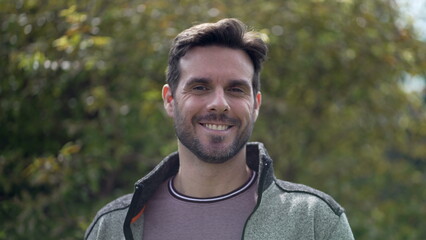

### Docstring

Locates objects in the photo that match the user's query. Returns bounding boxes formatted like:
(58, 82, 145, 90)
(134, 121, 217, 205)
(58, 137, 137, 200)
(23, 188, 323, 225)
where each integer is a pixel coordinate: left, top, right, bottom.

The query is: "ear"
(162, 84, 174, 117)
(253, 91, 262, 121)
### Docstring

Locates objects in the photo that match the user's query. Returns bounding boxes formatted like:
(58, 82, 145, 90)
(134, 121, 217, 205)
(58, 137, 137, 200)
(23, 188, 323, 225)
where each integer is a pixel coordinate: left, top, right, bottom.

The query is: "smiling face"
(163, 46, 261, 163)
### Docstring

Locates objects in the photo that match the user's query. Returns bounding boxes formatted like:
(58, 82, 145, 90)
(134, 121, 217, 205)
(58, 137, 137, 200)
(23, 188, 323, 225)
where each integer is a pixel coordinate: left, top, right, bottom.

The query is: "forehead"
(179, 46, 254, 86)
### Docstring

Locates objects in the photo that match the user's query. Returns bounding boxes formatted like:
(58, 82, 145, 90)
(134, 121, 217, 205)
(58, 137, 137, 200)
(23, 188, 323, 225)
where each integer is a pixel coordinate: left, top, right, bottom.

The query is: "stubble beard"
(173, 106, 255, 164)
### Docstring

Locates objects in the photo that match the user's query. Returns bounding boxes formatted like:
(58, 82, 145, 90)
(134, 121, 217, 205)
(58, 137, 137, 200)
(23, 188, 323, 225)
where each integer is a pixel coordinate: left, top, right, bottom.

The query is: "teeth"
(205, 124, 228, 131)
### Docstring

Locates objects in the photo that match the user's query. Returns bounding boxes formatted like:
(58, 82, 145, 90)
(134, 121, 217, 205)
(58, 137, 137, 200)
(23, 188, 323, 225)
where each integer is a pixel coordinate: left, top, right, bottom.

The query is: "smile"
(202, 123, 232, 131)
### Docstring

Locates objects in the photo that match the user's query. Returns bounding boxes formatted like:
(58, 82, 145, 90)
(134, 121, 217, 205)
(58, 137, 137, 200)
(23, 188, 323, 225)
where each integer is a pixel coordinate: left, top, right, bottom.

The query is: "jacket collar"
(123, 142, 275, 240)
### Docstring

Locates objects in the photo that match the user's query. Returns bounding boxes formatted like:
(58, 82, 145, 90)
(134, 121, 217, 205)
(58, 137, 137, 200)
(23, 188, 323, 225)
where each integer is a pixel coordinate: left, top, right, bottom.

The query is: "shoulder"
(96, 193, 133, 216)
(273, 179, 344, 216)
(246, 180, 354, 239)
(85, 194, 133, 240)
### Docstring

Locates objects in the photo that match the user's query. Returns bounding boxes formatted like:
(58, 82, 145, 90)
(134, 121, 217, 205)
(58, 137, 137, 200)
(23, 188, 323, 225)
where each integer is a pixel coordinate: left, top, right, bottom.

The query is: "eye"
(228, 87, 248, 96)
(192, 85, 208, 91)
(229, 87, 244, 93)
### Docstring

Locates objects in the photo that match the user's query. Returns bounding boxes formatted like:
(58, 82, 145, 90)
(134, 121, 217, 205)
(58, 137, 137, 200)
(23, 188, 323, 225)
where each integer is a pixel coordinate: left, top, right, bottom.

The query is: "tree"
(1, 0, 425, 239)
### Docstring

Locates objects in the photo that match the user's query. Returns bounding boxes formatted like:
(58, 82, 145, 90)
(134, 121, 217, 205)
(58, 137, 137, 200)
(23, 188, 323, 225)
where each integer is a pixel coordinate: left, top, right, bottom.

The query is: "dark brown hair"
(166, 18, 268, 96)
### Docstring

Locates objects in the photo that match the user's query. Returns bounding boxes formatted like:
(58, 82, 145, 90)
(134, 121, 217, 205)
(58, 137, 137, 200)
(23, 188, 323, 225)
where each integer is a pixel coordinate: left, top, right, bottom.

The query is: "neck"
(174, 142, 251, 198)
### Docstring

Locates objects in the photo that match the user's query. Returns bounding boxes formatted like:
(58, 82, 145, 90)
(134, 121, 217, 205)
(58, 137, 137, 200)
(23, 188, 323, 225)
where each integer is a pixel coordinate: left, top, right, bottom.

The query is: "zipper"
(241, 160, 270, 240)
(124, 184, 144, 240)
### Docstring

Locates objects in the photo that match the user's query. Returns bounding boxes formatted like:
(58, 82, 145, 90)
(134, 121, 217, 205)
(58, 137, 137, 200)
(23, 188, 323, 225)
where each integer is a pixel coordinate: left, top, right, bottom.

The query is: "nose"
(207, 89, 230, 113)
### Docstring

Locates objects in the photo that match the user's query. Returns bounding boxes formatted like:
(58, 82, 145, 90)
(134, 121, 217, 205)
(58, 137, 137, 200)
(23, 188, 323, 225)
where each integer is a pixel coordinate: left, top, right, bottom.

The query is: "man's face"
(163, 46, 261, 163)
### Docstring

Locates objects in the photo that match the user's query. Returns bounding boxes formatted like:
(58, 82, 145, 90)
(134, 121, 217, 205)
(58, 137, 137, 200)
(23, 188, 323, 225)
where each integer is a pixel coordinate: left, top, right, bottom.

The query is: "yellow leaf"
(91, 36, 111, 46)
(53, 36, 70, 50)
(59, 5, 77, 17)
(60, 143, 82, 156)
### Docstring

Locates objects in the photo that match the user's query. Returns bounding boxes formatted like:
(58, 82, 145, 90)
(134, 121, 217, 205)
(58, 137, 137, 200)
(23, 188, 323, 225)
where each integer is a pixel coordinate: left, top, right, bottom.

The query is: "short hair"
(166, 18, 268, 96)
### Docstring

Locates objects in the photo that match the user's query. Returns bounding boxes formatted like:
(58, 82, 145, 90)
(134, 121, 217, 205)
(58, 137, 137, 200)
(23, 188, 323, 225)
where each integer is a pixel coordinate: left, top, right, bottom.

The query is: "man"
(85, 18, 354, 240)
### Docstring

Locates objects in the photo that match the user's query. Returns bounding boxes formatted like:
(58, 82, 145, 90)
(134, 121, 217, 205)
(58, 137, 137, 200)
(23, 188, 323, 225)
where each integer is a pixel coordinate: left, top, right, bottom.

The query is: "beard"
(173, 107, 255, 164)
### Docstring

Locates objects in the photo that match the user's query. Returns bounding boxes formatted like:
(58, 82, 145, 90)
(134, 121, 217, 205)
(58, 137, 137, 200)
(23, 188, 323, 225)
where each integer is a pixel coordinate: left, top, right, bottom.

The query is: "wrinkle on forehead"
(179, 46, 254, 83)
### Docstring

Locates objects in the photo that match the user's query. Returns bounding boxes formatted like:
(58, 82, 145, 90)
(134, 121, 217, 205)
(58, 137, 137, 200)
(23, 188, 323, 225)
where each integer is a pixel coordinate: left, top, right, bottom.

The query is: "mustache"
(195, 113, 239, 125)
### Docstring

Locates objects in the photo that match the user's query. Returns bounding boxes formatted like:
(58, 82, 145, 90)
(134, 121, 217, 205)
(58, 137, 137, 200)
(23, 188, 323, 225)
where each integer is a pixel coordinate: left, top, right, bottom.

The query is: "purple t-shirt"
(142, 172, 258, 240)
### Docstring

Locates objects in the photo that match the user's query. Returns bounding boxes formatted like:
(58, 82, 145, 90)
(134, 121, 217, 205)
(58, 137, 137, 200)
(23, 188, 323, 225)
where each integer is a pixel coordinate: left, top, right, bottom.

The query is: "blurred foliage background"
(1, 0, 425, 239)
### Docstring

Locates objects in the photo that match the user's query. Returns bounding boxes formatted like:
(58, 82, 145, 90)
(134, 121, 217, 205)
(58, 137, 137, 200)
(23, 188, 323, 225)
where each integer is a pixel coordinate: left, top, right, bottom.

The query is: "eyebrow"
(227, 79, 252, 89)
(184, 78, 210, 87)
(184, 78, 252, 89)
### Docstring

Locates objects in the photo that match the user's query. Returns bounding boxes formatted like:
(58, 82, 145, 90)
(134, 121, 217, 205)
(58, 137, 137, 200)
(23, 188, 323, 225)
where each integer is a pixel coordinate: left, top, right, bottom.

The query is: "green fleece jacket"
(85, 142, 354, 240)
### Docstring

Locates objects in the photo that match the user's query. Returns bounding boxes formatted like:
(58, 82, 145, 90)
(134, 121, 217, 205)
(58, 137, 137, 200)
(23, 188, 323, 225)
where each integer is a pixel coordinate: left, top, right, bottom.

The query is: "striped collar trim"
(168, 171, 257, 203)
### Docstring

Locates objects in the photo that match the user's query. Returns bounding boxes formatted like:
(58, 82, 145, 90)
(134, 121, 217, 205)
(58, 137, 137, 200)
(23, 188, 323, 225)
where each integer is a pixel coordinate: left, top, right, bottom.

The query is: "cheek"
(233, 102, 255, 120)
(176, 100, 200, 121)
